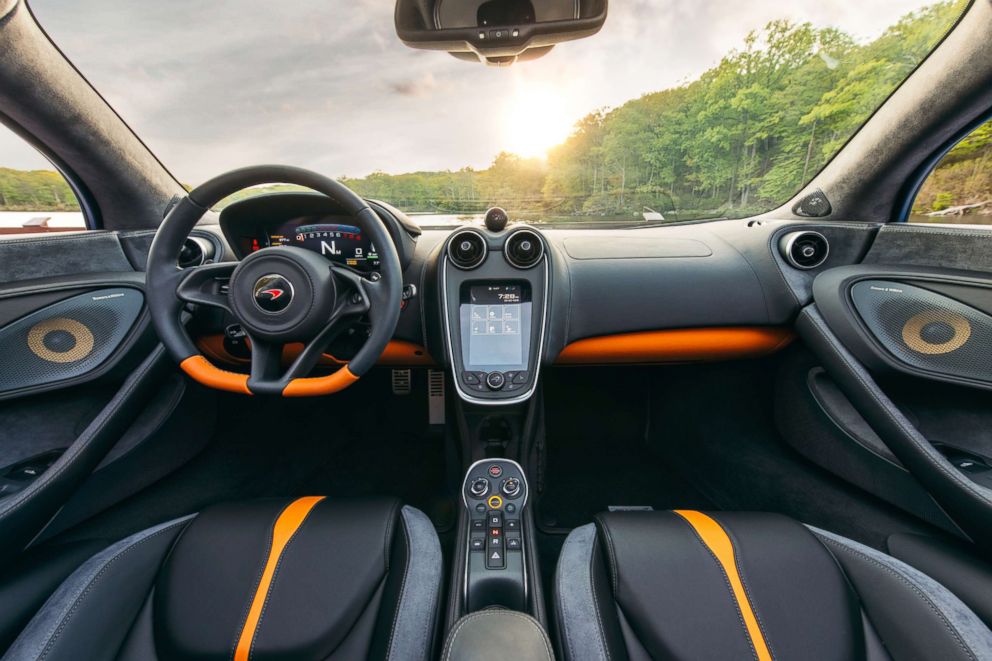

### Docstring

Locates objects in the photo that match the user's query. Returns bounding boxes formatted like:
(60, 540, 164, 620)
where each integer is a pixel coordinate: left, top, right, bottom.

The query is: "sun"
(501, 84, 575, 159)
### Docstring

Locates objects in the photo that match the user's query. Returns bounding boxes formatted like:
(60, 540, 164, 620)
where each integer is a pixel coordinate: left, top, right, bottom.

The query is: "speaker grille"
(851, 280, 992, 383)
(0, 288, 144, 394)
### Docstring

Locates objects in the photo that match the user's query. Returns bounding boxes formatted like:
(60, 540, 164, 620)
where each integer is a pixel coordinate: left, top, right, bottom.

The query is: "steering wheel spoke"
(176, 262, 236, 313)
(247, 335, 285, 383)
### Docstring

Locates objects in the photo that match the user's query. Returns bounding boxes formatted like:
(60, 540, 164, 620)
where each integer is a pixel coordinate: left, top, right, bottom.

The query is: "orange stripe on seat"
(234, 496, 325, 661)
(673, 510, 773, 661)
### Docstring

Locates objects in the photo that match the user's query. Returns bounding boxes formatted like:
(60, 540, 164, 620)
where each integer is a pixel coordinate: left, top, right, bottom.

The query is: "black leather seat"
(554, 510, 992, 661)
(3, 497, 442, 661)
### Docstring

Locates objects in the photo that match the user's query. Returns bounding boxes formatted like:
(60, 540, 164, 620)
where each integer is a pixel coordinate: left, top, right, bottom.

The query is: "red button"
(488, 465, 503, 478)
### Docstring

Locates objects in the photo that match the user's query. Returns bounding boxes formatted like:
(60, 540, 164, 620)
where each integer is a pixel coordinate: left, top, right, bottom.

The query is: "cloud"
(8, 0, 940, 184)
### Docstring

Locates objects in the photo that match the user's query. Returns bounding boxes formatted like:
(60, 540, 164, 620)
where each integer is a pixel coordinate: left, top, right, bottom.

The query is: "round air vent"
(504, 229, 544, 269)
(447, 229, 488, 270)
(780, 231, 829, 270)
(178, 236, 215, 268)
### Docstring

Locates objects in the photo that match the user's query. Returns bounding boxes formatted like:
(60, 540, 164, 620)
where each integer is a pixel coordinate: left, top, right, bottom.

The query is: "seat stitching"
(38, 518, 191, 660)
(229, 508, 281, 661)
(676, 517, 760, 661)
(248, 503, 321, 661)
(715, 515, 778, 661)
(595, 516, 620, 595)
(587, 540, 613, 661)
(384, 512, 413, 660)
(803, 309, 992, 507)
(555, 537, 575, 661)
(817, 535, 977, 661)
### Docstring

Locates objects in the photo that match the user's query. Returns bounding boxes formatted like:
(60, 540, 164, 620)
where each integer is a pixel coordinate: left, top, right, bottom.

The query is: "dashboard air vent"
(178, 236, 215, 268)
(504, 229, 544, 269)
(447, 229, 488, 270)
(780, 231, 829, 270)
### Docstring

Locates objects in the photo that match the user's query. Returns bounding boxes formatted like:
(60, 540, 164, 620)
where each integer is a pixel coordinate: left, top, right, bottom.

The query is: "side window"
(0, 123, 87, 235)
(910, 118, 992, 224)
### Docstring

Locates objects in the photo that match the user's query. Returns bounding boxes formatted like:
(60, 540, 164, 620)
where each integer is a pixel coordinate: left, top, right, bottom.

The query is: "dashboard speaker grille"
(0, 288, 144, 394)
(851, 280, 992, 383)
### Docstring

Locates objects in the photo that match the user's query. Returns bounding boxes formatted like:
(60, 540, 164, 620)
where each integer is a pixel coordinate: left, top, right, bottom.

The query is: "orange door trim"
(555, 327, 793, 365)
(674, 510, 773, 661)
(234, 496, 325, 661)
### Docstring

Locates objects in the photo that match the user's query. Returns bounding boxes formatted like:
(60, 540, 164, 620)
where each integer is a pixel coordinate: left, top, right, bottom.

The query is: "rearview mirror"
(395, 0, 608, 66)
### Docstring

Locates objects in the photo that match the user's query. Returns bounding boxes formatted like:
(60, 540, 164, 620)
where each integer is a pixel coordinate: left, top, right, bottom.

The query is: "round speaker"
(901, 311, 971, 355)
(27, 317, 95, 363)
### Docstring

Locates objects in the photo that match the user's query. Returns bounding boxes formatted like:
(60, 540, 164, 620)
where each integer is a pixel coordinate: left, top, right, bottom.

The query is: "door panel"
(0, 231, 215, 560)
(791, 227, 992, 551)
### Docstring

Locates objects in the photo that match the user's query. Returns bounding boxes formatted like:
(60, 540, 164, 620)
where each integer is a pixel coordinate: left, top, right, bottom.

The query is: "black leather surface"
(593, 511, 859, 661)
(11, 498, 438, 661)
(156, 497, 402, 661)
(558, 511, 992, 661)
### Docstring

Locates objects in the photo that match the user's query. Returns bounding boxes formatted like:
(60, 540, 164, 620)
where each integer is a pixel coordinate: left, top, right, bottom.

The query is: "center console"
(441, 227, 549, 405)
(461, 458, 529, 611)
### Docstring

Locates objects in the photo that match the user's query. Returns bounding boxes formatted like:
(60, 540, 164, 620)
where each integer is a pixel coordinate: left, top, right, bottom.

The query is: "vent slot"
(505, 229, 544, 269)
(447, 230, 488, 270)
(780, 231, 829, 270)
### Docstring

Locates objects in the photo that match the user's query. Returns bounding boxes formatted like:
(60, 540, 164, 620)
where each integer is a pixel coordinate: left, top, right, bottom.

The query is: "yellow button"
(487, 495, 503, 510)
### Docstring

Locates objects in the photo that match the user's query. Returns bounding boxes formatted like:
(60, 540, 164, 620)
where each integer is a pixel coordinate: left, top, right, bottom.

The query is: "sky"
(1, 0, 939, 183)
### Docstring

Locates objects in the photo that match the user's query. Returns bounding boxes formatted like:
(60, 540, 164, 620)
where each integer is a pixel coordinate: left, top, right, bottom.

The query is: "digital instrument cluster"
(240, 217, 381, 271)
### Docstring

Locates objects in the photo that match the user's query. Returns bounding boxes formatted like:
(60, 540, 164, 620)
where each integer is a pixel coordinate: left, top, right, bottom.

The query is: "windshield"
(18, 0, 970, 226)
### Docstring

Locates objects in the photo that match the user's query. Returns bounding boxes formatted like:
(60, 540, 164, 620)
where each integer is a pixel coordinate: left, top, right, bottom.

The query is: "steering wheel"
(146, 165, 402, 396)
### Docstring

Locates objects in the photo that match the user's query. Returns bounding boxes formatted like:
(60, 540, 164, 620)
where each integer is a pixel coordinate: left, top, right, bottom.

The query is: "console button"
(485, 372, 505, 390)
(470, 537, 485, 551)
(487, 464, 503, 478)
(513, 371, 528, 384)
(488, 511, 503, 527)
(487, 549, 505, 569)
(471, 519, 485, 530)
(475, 503, 486, 513)
(503, 381, 522, 392)
(469, 477, 490, 498)
(501, 477, 521, 498)
(487, 495, 503, 510)
(503, 371, 518, 383)
(505, 503, 517, 514)
(506, 519, 520, 531)
(462, 371, 480, 385)
(507, 537, 522, 550)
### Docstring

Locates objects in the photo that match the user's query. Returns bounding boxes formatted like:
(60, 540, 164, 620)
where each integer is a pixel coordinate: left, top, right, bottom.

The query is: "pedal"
(391, 369, 411, 395)
(428, 369, 445, 425)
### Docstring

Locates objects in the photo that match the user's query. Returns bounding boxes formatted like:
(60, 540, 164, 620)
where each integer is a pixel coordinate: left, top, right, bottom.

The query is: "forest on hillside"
(3, 0, 987, 223)
(0, 168, 79, 211)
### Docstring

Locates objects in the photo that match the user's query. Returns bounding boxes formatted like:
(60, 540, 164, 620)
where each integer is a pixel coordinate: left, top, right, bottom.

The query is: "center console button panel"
(462, 458, 529, 611)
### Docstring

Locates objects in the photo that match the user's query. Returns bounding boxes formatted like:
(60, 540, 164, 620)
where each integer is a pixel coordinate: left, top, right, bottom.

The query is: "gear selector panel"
(462, 458, 528, 611)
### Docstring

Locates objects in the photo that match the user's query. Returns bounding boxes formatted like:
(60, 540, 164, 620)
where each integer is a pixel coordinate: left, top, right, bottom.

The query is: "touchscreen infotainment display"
(459, 283, 531, 371)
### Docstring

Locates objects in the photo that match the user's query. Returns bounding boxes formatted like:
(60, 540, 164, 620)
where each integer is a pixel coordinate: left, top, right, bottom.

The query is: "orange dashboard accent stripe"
(377, 339, 435, 366)
(179, 355, 251, 395)
(234, 496, 325, 661)
(555, 327, 794, 365)
(674, 510, 773, 661)
(282, 365, 359, 397)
